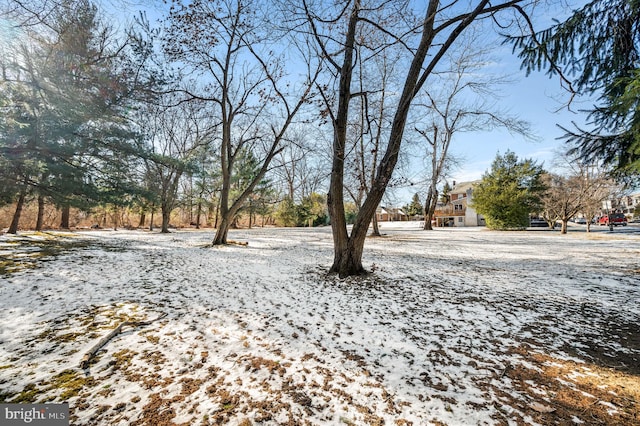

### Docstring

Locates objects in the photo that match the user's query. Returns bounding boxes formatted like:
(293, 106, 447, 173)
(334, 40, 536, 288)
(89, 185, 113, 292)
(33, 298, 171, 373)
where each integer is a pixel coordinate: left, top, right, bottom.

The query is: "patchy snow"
(1, 223, 639, 425)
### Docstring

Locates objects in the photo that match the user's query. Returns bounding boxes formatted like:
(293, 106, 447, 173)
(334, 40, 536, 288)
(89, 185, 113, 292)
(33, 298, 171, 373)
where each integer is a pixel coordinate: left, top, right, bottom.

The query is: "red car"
(598, 213, 628, 226)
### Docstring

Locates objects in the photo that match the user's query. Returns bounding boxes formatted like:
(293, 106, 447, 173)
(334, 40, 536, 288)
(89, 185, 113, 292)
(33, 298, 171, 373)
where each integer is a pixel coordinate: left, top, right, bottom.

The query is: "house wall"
(433, 180, 485, 227)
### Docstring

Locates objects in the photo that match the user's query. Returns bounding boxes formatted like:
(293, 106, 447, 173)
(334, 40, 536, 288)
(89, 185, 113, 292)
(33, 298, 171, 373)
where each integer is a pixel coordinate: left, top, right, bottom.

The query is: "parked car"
(529, 218, 548, 227)
(574, 217, 587, 224)
(598, 213, 628, 226)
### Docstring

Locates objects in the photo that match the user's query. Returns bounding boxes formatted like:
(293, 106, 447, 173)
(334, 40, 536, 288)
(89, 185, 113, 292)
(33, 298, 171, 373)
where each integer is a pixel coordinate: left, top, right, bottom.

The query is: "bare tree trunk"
(35, 194, 45, 231)
(327, 3, 360, 276)
(60, 205, 70, 229)
(149, 210, 154, 231)
(161, 203, 171, 233)
(423, 188, 437, 230)
(8, 190, 27, 234)
(212, 218, 231, 245)
(195, 201, 202, 229)
(327, 0, 450, 277)
(213, 199, 220, 229)
(560, 219, 568, 234)
(370, 213, 381, 236)
(213, 178, 231, 243)
(112, 209, 118, 231)
(138, 213, 146, 228)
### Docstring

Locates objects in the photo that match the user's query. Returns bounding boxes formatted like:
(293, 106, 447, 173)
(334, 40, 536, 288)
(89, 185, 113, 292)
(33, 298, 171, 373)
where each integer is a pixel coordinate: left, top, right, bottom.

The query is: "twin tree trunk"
(212, 173, 255, 245)
(328, 0, 444, 278)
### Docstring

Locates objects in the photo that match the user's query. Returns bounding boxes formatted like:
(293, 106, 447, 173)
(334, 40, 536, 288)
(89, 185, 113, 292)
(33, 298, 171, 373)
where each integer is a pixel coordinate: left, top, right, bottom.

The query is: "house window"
(458, 217, 463, 223)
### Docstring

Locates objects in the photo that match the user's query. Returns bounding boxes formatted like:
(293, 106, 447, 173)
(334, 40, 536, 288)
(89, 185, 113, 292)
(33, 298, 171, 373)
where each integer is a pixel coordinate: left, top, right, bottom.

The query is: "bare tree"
(540, 173, 583, 234)
(271, 127, 328, 203)
(303, 0, 539, 277)
(164, 0, 318, 245)
(543, 155, 617, 233)
(348, 33, 403, 236)
(139, 96, 214, 233)
(580, 169, 617, 232)
(414, 42, 530, 230)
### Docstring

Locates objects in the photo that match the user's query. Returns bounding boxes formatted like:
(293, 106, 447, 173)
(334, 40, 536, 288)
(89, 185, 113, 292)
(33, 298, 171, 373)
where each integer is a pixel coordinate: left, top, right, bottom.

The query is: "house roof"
(376, 206, 407, 215)
(451, 180, 479, 195)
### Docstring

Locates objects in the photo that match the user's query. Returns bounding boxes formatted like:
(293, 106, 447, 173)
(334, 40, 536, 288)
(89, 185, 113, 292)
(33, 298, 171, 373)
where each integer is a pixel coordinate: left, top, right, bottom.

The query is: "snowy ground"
(0, 223, 639, 425)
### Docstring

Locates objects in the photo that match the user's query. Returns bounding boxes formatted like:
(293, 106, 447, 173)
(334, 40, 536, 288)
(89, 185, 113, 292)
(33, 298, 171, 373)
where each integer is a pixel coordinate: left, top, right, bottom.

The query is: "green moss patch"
(10, 383, 40, 403)
(51, 369, 95, 400)
(6, 369, 96, 404)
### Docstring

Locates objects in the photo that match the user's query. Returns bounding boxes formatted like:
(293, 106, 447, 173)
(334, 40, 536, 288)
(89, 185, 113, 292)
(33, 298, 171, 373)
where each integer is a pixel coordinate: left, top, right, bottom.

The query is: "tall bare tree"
(303, 0, 540, 277)
(414, 42, 530, 230)
(164, 0, 318, 244)
(346, 30, 403, 237)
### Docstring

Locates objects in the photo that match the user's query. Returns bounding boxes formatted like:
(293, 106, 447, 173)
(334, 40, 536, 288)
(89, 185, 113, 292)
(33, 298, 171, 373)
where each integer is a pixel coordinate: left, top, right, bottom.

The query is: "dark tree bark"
(195, 201, 202, 229)
(8, 190, 27, 234)
(60, 205, 70, 229)
(315, 0, 508, 277)
(35, 194, 45, 231)
(213, 201, 219, 230)
(328, 0, 444, 277)
(326, 2, 361, 275)
(160, 202, 171, 233)
(423, 188, 438, 230)
(370, 214, 381, 236)
(212, 218, 232, 245)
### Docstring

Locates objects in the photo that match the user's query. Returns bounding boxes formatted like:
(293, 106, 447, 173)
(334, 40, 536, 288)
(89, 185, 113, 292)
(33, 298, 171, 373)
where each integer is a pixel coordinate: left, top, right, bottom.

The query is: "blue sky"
(105, 0, 593, 203)
(450, 57, 594, 184)
(393, 0, 595, 203)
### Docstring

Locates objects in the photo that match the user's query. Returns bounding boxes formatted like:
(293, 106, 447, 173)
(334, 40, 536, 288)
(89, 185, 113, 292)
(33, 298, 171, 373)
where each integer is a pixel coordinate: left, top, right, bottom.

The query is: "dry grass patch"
(497, 345, 640, 425)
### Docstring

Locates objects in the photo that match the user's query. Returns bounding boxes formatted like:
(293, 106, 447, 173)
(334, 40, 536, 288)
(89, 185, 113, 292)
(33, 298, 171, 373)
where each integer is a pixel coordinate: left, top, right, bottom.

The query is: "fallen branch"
(80, 312, 167, 369)
(227, 240, 249, 246)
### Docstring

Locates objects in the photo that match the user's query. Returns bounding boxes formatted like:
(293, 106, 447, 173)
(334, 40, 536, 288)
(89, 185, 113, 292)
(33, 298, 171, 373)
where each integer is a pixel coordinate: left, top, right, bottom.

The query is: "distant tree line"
(1, 0, 637, 277)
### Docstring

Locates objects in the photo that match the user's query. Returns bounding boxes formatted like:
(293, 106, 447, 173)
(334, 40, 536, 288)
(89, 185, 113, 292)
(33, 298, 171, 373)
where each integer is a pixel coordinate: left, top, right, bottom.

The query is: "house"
(618, 192, 640, 218)
(433, 180, 485, 227)
(601, 192, 640, 218)
(376, 206, 408, 222)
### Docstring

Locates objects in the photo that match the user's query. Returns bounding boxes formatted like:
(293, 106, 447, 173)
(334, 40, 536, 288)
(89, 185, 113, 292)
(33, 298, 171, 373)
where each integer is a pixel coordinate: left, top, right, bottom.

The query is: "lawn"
(1, 224, 639, 425)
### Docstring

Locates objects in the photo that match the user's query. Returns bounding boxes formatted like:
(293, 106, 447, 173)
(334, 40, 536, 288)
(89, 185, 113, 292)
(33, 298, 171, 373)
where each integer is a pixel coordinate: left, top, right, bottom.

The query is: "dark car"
(529, 218, 548, 227)
(598, 213, 628, 226)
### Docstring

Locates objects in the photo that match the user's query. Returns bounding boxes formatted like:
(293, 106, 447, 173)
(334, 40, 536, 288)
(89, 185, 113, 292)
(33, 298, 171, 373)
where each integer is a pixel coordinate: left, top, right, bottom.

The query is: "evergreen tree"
(0, 0, 148, 231)
(405, 193, 423, 217)
(440, 182, 452, 205)
(507, 0, 640, 178)
(472, 151, 546, 230)
(275, 197, 297, 227)
(297, 193, 328, 227)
